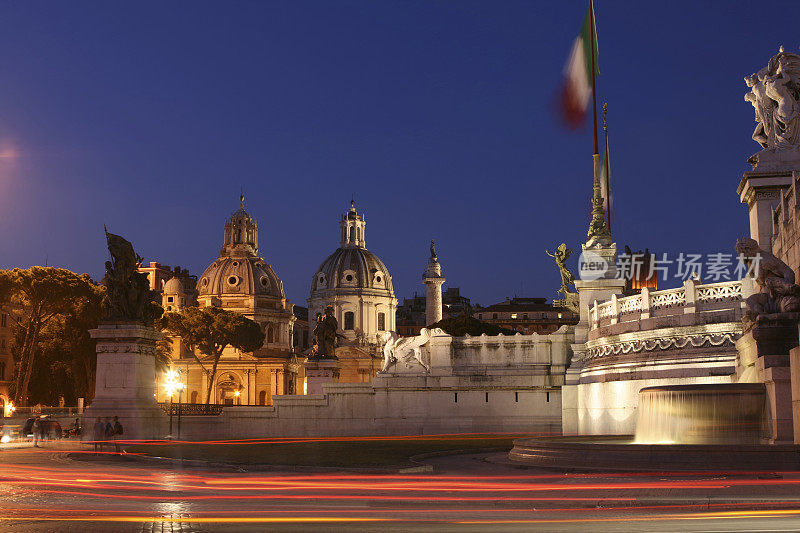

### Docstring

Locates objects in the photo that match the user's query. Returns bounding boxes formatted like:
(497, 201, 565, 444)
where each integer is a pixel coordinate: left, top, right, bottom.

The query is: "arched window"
(377, 312, 386, 331)
(349, 226, 354, 242)
(190, 391, 198, 404)
(267, 325, 274, 343)
(344, 311, 354, 330)
(259, 390, 267, 405)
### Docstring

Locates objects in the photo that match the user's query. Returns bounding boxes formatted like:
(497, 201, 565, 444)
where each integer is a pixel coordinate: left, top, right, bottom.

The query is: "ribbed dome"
(198, 256, 285, 298)
(311, 247, 393, 293)
(163, 277, 184, 294)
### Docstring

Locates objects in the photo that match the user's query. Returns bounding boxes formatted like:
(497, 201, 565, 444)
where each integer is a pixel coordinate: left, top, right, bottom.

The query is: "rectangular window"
(377, 312, 385, 331)
(0, 361, 5, 380)
(0, 338, 4, 351)
(546, 391, 550, 402)
(492, 313, 498, 319)
(167, 296, 174, 303)
(344, 311, 355, 330)
(515, 391, 519, 402)
(485, 392, 489, 403)
(454, 392, 458, 403)
(0, 313, 6, 327)
(522, 314, 528, 320)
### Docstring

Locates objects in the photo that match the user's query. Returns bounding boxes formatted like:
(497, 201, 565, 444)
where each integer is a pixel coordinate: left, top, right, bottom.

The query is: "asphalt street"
(2, 441, 800, 532)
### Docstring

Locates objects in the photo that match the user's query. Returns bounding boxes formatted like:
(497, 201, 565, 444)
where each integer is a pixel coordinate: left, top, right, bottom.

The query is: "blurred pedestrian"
(31, 418, 41, 448)
(112, 416, 123, 454)
(93, 417, 105, 455)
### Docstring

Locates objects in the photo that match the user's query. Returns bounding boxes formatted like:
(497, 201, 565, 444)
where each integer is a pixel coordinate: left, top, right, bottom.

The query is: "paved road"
(3, 441, 800, 532)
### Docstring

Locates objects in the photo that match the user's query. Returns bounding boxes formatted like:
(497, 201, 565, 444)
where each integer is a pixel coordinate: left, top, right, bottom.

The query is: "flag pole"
(588, 0, 598, 156)
(603, 102, 611, 233)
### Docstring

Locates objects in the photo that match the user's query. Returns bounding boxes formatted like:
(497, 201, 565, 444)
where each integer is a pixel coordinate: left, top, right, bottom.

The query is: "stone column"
(423, 255, 445, 327)
(303, 359, 342, 395)
(82, 323, 168, 440)
(736, 315, 799, 443)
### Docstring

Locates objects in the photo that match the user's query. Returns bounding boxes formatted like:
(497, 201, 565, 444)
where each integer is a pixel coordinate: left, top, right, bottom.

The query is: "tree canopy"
(159, 306, 264, 404)
(1, 267, 103, 406)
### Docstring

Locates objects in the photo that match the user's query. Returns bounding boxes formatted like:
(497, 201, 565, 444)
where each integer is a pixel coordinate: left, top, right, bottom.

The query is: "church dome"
(311, 247, 393, 293)
(197, 196, 285, 300)
(163, 276, 184, 295)
(198, 256, 285, 298)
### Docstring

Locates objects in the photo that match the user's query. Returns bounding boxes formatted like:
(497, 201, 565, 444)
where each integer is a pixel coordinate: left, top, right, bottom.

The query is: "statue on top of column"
(744, 47, 800, 168)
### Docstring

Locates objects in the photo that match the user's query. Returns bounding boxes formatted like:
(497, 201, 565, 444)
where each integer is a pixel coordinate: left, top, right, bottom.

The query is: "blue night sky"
(0, 1, 798, 307)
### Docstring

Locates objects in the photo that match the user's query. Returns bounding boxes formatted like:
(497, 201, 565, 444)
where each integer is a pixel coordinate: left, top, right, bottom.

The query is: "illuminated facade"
(152, 198, 302, 406)
(308, 201, 396, 382)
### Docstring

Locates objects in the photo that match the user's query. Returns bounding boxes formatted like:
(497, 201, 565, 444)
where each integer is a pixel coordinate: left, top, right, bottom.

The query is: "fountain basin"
(634, 383, 767, 445)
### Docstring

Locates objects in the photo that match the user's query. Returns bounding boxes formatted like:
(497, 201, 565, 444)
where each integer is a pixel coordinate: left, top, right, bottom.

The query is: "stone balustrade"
(589, 278, 754, 330)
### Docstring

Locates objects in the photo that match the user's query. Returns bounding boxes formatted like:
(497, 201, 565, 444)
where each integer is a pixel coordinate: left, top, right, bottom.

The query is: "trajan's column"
(423, 240, 445, 326)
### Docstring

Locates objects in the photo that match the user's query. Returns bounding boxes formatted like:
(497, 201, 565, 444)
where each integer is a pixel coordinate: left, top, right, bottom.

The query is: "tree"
(158, 307, 264, 404)
(1, 267, 102, 406)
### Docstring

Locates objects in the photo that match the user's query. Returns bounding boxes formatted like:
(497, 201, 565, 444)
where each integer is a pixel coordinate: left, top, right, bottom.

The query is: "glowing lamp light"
(234, 390, 240, 398)
(4, 402, 15, 417)
(0, 435, 9, 444)
(163, 369, 185, 397)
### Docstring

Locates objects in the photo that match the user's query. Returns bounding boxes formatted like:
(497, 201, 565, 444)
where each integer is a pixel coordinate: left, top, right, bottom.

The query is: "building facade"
(476, 297, 578, 335)
(154, 199, 302, 406)
(308, 201, 396, 382)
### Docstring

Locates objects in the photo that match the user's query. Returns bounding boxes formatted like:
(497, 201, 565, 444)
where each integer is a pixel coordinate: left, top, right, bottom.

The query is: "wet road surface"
(2, 441, 800, 532)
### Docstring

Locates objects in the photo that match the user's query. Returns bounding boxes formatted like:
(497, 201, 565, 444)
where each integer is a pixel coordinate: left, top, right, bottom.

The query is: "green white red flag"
(559, 3, 599, 129)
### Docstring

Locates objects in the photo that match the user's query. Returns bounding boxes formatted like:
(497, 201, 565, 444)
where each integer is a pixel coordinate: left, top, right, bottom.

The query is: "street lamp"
(234, 389, 240, 405)
(163, 369, 185, 439)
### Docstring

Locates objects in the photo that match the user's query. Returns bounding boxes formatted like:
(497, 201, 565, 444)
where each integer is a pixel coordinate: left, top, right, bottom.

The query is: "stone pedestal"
(790, 322, 800, 444)
(82, 323, 168, 440)
(736, 317, 799, 443)
(738, 170, 794, 248)
(304, 359, 342, 395)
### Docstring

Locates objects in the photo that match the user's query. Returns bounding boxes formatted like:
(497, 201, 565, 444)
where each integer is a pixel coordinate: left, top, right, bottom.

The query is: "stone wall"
(176, 329, 572, 439)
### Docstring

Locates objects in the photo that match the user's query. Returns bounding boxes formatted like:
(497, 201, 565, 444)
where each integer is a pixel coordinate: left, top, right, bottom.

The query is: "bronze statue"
(430, 239, 437, 260)
(546, 243, 576, 295)
(312, 305, 339, 359)
(102, 227, 161, 325)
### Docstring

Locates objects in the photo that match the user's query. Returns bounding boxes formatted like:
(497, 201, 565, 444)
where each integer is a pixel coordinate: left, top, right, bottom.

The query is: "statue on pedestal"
(546, 243, 576, 296)
(102, 227, 161, 325)
(311, 305, 339, 359)
(735, 237, 800, 325)
(744, 47, 800, 167)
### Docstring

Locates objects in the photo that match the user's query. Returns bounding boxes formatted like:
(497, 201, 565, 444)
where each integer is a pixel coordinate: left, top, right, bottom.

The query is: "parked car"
(22, 416, 62, 440)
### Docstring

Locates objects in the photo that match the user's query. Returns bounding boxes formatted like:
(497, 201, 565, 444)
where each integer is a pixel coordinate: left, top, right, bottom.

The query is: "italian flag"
(559, 3, 599, 129)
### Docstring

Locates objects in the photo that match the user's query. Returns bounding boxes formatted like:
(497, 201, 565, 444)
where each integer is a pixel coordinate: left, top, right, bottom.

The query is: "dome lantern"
(222, 194, 258, 257)
(340, 200, 366, 249)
